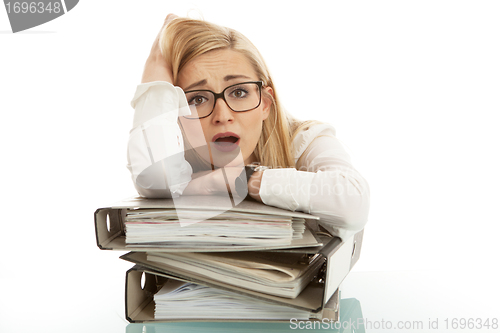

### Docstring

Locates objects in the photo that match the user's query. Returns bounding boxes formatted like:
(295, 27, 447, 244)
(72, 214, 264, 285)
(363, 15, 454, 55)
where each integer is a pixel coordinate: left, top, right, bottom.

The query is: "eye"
(229, 88, 248, 99)
(188, 95, 209, 106)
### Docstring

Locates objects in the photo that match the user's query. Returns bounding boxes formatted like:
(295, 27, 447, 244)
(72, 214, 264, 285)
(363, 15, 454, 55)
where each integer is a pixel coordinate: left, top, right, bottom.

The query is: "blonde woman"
(127, 14, 370, 239)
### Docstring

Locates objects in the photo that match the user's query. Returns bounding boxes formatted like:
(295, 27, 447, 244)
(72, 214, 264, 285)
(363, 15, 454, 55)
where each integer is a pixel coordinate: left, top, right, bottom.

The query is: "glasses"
(183, 81, 263, 119)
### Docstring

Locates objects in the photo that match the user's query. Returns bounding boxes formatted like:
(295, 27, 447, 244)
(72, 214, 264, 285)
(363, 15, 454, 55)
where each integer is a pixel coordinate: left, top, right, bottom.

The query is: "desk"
(1, 264, 497, 333)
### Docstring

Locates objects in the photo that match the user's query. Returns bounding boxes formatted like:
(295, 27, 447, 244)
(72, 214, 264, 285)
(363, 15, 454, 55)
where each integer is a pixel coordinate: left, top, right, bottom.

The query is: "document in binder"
(125, 251, 324, 298)
(122, 230, 364, 323)
(95, 196, 323, 252)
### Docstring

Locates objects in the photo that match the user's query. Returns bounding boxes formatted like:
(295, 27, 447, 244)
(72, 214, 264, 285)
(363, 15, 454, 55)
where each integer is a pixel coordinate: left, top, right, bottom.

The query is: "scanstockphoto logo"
(3, 0, 78, 33)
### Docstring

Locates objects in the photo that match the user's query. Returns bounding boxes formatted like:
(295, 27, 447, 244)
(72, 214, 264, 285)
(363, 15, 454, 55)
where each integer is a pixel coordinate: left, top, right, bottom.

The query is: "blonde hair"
(160, 18, 318, 171)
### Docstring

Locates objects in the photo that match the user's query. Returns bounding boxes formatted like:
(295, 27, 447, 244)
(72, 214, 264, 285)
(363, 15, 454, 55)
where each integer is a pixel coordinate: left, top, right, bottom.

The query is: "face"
(178, 49, 272, 167)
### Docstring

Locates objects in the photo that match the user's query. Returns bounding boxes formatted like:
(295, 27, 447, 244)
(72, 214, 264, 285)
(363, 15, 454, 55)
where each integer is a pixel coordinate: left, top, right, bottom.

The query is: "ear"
(261, 86, 274, 121)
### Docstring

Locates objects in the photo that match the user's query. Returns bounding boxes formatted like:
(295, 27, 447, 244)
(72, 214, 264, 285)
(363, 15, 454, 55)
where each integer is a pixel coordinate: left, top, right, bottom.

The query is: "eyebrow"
(184, 79, 207, 91)
(224, 74, 251, 82)
(184, 75, 252, 91)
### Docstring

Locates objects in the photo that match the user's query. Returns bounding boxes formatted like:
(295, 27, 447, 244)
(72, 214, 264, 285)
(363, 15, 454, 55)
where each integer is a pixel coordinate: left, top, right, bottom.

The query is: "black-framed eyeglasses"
(183, 81, 263, 119)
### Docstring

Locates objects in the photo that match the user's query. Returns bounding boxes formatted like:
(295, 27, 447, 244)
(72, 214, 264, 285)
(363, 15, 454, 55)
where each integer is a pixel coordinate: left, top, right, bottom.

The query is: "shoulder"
(291, 122, 336, 161)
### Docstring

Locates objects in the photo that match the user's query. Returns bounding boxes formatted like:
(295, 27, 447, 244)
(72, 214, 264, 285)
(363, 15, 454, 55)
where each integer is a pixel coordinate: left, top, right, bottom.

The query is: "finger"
(154, 14, 178, 43)
(164, 13, 178, 27)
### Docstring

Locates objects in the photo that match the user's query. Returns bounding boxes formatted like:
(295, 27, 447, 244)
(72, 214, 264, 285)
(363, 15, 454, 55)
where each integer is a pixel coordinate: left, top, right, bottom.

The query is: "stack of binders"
(94, 195, 363, 323)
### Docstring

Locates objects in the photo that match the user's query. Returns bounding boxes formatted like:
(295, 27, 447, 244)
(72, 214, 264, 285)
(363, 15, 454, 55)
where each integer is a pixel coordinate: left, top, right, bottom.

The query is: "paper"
(146, 251, 324, 298)
(154, 280, 313, 320)
(125, 209, 305, 247)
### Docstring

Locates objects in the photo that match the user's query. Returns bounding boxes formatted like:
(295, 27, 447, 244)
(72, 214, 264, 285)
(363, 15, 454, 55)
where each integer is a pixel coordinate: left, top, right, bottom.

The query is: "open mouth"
(212, 133, 240, 152)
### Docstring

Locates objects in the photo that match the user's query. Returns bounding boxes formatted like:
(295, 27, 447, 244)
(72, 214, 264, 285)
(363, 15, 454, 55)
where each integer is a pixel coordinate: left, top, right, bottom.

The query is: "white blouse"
(127, 82, 370, 240)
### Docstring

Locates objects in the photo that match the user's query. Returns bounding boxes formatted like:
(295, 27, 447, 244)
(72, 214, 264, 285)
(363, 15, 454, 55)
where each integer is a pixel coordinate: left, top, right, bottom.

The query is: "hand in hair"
(141, 14, 178, 84)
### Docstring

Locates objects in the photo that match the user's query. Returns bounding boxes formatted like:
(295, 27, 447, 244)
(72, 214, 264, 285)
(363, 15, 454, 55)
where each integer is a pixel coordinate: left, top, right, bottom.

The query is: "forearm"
(256, 127, 370, 239)
(127, 82, 193, 198)
(258, 167, 370, 236)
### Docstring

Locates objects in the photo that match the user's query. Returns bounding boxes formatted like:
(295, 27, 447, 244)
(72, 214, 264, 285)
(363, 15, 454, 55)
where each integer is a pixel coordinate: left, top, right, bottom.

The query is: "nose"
(211, 97, 234, 124)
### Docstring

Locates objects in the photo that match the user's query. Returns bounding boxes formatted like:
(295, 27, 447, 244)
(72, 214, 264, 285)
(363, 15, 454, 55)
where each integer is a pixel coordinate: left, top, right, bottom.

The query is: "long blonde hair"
(160, 18, 316, 171)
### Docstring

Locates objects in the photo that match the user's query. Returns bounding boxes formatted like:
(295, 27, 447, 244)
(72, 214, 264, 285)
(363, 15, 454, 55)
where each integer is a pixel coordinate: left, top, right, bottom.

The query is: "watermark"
(3, 0, 79, 33)
(289, 317, 499, 330)
(131, 118, 368, 226)
(290, 318, 362, 330)
(251, 166, 368, 198)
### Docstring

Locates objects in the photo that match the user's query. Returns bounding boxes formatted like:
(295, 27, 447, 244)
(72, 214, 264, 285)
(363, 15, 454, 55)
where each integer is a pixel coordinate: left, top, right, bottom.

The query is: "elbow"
(133, 182, 175, 199)
(130, 158, 192, 199)
(313, 176, 370, 233)
(341, 177, 370, 231)
(341, 189, 370, 232)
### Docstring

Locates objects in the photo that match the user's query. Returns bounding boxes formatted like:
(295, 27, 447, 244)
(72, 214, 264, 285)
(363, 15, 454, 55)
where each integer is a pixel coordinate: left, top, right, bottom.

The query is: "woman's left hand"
(247, 171, 264, 202)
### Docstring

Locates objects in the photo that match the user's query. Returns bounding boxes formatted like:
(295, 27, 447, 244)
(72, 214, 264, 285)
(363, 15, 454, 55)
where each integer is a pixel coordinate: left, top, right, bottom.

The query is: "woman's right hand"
(141, 14, 178, 84)
(183, 167, 246, 197)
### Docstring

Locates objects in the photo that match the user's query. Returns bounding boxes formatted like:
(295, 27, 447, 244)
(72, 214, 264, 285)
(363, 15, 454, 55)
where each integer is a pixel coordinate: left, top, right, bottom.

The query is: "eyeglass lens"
(185, 82, 261, 119)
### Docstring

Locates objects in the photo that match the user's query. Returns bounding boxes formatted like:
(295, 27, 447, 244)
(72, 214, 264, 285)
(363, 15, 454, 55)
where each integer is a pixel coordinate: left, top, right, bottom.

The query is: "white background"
(1, 1, 499, 331)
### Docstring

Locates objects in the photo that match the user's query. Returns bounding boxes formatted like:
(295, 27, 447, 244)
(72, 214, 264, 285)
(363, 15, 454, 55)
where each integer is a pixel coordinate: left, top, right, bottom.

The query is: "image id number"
(444, 318, 498, 330)
(5, 2, 62, 14)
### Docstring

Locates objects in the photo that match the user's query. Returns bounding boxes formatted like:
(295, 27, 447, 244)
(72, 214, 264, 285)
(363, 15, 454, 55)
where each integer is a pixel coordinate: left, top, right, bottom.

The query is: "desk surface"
(1, 252, 498, 333)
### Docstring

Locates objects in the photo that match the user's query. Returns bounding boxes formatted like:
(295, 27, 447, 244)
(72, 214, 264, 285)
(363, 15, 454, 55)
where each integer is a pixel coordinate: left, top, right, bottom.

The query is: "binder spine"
(94, 207, 124, 249)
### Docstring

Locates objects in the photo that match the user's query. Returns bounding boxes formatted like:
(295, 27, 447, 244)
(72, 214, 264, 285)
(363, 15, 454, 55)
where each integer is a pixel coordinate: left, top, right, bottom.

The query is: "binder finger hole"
(140, 272, 146, 290)
(106, 214, 111, 233)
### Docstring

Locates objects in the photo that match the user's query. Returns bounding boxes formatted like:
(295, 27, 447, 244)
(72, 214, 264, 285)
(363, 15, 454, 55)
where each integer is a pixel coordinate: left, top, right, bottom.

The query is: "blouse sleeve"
(258, 124, 370, 240)
(126, 81, 193, 198)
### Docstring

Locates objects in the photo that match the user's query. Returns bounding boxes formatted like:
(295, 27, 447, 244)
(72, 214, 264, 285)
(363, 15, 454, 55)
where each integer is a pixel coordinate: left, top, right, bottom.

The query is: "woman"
(127, 14, 370, 239)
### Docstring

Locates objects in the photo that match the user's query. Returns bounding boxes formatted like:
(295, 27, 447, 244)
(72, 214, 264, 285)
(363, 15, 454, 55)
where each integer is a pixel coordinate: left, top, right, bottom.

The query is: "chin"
(208, 143, 246, 168)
